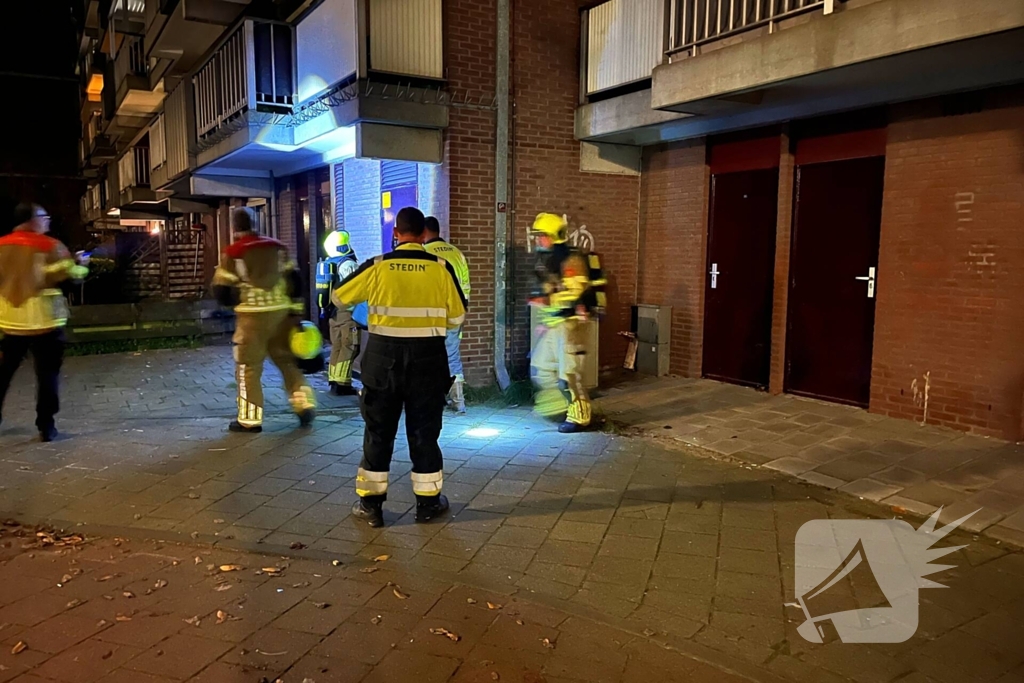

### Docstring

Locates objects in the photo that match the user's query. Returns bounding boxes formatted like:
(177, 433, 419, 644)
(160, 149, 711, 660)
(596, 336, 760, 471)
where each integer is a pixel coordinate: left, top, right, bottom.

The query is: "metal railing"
(114, 35, 147, 85)
(193, 19, 295, 141)
(667, 0, 824, 55)
(118, 146, 151, 192)
(150, 114, 166, 170)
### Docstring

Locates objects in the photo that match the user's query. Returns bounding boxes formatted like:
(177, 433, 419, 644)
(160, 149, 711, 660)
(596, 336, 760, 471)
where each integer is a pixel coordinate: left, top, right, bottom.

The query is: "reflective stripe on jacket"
(332, 243, 466, 338)
(424, 238, 472, 299)
(0, 231, 76, 334)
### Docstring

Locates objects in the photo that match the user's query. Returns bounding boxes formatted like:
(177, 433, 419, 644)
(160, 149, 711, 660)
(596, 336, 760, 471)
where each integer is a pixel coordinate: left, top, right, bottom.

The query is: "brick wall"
(274, 177, 298, 258)
(508, 0, 641, 374)
(637, 140, 709, 377)
(340, 158, 383, 262)
(769, 134, 795, 394)
(872, 97, 1024, 439)
(446, 0, 498, 386)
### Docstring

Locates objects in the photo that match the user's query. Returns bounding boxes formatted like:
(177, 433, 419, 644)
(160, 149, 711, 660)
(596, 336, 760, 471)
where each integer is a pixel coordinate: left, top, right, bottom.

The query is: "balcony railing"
(583, 0, 665, 96)
(193, 19, 295, 141)
(667, 0, 825, 55)
(119, 146, 151, 192)
(114, 35, 148, 86)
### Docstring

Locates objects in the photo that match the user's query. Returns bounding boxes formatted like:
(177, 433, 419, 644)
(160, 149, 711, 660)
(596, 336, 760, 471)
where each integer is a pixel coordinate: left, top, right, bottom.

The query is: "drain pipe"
(493, 0, 512, 391)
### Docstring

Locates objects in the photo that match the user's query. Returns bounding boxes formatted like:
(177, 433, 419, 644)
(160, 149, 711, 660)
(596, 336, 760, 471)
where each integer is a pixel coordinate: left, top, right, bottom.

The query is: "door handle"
(710, 263, 719, 289)
(855, 267, 876, 299)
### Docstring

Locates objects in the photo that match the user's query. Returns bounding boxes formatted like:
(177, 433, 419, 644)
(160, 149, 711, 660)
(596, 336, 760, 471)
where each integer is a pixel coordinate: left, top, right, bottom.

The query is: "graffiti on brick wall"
(968, 242, 997, 271)
(569, 225, 595, 253)
(954, 192, 975, 227)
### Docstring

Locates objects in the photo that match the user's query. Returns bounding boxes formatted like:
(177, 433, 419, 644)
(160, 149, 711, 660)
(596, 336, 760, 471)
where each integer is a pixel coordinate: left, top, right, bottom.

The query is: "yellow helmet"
(323, 230, 353, 258)
(290, 321, 323, 360)
(532, 213, 568, 244)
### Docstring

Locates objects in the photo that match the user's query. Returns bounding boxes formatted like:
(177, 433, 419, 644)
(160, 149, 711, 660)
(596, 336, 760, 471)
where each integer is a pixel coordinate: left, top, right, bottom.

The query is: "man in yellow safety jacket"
(0, 203, 88, 441)
(316, 229, 359, 395)
(529, 213, 605, 433)
(423, 216, 471, 413)
(333, 207, 466, 528)
(212, 207, 315, 433)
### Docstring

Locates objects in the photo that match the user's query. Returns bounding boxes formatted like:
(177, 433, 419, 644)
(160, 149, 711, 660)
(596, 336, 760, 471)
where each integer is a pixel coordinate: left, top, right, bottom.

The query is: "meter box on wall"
(633, 304, 671, 376)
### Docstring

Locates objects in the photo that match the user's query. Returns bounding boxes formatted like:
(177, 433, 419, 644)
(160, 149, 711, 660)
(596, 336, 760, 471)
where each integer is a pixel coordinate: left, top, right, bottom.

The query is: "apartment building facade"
(80, 0, 1024, 440)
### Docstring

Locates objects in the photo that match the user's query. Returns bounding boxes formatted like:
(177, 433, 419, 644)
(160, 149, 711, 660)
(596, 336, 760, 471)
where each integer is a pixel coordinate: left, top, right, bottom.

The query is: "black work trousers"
(358, 334, 452, 505)
(0, 330, 65, 431)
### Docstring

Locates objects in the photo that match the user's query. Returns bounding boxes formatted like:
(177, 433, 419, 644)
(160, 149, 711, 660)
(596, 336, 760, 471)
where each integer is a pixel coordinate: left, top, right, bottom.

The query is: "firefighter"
(333, 207, 466, 528)
(0, 203, 88, 442)
(529, 213, 605, 433)
(212, 207, 316, 433)
(423, 216, 471, 413)
(316, 229, 359, 396)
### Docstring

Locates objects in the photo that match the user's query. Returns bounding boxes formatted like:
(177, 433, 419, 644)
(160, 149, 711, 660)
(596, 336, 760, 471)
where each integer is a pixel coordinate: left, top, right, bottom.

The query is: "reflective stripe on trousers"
(356, 468, 389, 497)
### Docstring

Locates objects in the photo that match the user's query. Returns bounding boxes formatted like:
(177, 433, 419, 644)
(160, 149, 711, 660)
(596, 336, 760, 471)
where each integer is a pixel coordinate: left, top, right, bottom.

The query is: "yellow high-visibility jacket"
(424, 237, 471, 300)
(332, 243, 466, 338)
(0, 231, 79, 335)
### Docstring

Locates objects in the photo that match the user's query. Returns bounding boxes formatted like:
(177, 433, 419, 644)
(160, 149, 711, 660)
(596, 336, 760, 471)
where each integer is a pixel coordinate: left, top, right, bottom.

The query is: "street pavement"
(0, 348, 1021, 682)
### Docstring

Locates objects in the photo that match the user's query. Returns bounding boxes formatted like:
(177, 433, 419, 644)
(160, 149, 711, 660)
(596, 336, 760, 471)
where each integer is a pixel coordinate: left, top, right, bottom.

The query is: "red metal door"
(702, 167, 780, 389)
(785, 155, 886, 406)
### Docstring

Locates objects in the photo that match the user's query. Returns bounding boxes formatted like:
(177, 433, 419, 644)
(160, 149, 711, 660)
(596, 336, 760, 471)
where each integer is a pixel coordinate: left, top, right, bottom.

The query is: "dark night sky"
(0, 2, 84, 238)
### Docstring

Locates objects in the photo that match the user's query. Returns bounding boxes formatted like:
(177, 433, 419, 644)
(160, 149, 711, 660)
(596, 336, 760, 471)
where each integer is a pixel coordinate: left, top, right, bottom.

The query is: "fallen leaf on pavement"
(541, 638, 554, 649)
(194, 557, 202, 565)
(214, 584, 233, 592)
(60, 573, 73, 584)
(96, 575, 115, 583)
(183, 616, 201, 626)
(65, 599, 82, 609)
(373, 555, 390, 562)
(313, 602, 330, 610)
(123, 591, 135, 599)
(213, 519, 225, 524)
(491, 673, 500, 681)
(153, 579, 168, 589)
(11, 642, 26, 655)
(466, 598, 477, 604)
(255, 649, 288, 657)
(187, 493, 200, 499)
(487, 602, 502, 610)
(331, 560, 342, 567)
(260, 567, 282, 575)
(216, 610, 229, 625)
(220, 565, 243, 573)
(359, 566, 380, 574)
(429, 627, 461, 642)
(393, 587, 409, 600)
(115, 615, 131, 622)
(515, 620, 524, 626)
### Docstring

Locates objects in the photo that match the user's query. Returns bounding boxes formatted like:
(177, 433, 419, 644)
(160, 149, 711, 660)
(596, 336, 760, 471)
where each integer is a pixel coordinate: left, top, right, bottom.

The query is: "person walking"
(529, 213, 605, 433)
(0, 203, 88, 441)
(212, 207, 316, 433)
(423, 216, 471, 413)
(333, 207, 466, 528)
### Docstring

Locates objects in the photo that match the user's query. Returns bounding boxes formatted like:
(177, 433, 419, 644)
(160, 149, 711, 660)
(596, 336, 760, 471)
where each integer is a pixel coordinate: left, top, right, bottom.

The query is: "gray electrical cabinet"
(633, 304, 671, 377)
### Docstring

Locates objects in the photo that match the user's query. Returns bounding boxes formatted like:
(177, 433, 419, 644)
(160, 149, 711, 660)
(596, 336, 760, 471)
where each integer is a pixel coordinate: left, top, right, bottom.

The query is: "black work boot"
(39, 425, 58, 442)
(298, 409, 316, 428)
(557, 420, 588, 434)
(352, 498, 385, 528)
(229, 420, 262, 434)
(415, 494, 450, 523)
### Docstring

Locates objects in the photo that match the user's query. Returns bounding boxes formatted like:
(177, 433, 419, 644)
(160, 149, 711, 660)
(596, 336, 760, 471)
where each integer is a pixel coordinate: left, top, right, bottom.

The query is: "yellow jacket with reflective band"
(0, 231, 77, 335)
(332, 243, 466, 338)
(424, 238, 471, 300)
(212, 234, 297, 314)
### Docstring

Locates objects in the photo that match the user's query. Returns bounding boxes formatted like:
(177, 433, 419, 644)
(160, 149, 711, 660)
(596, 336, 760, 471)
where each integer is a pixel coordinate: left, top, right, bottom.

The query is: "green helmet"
(290, 321, 323, 360)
